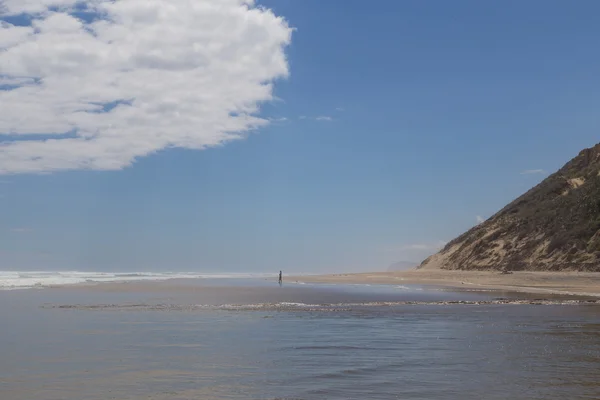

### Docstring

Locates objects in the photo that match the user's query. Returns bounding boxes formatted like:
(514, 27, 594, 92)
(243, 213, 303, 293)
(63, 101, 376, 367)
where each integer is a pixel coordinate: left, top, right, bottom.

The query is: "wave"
(0, 271, 271, 290)
(43, 299, 600, 312)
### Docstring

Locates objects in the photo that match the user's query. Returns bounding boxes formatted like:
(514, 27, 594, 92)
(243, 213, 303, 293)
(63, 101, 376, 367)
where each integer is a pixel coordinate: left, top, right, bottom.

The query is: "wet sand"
(290, 270, 600, 297)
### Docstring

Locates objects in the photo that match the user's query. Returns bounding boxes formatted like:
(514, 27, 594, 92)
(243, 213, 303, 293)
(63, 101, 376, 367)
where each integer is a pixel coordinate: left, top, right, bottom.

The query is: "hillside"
(419, 143, 600, 272)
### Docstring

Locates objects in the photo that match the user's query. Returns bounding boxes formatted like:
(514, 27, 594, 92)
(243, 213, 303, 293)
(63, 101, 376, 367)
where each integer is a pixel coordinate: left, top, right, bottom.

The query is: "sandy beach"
(291, 270, 600, 297)
(39, 270, 600, 298)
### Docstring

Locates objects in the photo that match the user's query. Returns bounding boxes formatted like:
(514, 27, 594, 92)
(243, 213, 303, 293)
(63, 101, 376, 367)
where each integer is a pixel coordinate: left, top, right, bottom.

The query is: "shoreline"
(2, 270, 599, 299)
(288, 270, 600, 298)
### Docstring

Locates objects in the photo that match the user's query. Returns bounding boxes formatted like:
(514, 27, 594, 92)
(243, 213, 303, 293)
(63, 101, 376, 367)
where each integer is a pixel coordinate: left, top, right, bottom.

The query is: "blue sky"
(1, 0, 599, 272)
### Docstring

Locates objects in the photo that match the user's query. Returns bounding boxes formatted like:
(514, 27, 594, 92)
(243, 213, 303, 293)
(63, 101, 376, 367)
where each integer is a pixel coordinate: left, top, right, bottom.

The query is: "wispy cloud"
(476, 215, 485, 224)
(520, 169, 546, 175)
(269, 117, 288, 122)
(335, 107, 345, 112)
(298, 114, 336, 122)
(0, 1, 292, 174)
(11, 227, 33, 234)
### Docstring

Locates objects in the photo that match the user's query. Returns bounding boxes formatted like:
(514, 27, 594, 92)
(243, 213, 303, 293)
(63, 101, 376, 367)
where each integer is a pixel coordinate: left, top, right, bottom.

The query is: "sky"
(1, 0, 600, 273)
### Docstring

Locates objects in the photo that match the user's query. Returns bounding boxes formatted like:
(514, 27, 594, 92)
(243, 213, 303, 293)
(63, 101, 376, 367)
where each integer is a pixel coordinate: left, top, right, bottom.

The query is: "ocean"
(0, 271, 274, 290)
(1, 276, 600, 399)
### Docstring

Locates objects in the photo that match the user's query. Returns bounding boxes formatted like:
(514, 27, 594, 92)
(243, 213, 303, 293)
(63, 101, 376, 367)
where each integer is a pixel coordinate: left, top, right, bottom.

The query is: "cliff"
(419, 143, 600, 272)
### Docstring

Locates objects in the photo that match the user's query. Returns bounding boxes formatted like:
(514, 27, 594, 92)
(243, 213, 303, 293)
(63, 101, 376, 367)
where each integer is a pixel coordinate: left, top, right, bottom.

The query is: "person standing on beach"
(278, 271, 283, 285)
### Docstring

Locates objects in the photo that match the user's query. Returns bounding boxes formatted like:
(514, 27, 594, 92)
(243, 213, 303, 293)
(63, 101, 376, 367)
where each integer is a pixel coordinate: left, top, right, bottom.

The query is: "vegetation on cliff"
(420, 143, 600, 271)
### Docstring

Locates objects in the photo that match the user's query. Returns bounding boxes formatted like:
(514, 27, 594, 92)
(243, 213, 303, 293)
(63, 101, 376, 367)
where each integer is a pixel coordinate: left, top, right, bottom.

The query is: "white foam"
(0, 271, 271, 290)
(277, 302, 320, 307)
(394, 285, 424, 291)
(215, 302, 323, 310)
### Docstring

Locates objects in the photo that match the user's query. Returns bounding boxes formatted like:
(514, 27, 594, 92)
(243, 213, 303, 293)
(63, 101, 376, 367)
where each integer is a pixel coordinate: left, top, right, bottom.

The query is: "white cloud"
(0, 76, 36, 87)
(269, 117, 288, 122)
(335, 107, 344, 111)
(299, 115, 334, 121)
(0, 0, 79, 14)
(476, 215, 485, 224)
(0, 0, 292, 174)
(520, 169, 546, 175)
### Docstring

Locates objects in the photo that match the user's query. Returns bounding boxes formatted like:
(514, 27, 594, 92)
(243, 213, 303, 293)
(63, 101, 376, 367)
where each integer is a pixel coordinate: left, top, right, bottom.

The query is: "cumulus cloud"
(0, 0, 292, 174)
(520, 169, 546, 175)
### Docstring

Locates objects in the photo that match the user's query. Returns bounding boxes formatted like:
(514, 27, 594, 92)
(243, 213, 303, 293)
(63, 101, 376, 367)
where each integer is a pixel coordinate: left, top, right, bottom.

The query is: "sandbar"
(290, 270, 600, 297)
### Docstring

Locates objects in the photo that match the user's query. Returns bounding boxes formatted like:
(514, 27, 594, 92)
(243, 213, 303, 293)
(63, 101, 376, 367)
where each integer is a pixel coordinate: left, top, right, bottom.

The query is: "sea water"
(0, 270, 273, 290)
(1, 279, 599, 399)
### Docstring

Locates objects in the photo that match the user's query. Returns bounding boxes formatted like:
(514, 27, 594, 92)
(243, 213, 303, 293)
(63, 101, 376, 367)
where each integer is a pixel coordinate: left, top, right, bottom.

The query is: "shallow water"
(1, 279, 600, 399)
